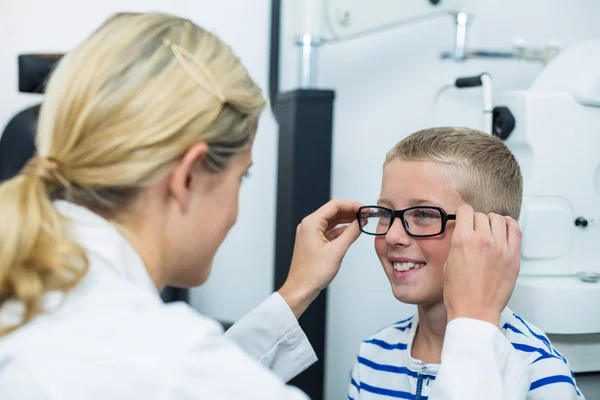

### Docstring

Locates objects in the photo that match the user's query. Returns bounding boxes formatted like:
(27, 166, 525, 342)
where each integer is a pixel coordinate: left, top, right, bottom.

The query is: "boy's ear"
(168, 143, 210, 212)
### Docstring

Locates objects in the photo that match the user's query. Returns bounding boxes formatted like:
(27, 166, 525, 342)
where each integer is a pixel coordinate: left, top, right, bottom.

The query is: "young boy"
(349, 127, 583, 400)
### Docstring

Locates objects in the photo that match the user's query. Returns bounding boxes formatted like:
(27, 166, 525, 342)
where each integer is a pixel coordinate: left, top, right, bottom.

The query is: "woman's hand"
(278, 199, 362, 319)
(444, 205, 522, 326)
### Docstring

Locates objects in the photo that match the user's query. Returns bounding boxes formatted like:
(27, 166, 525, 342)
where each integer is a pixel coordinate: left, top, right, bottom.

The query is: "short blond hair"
(0, 12, 265, 335)
(385, 127, 523, 219)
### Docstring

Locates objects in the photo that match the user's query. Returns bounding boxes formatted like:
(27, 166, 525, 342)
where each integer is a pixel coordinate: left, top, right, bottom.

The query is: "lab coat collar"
(53, 200, 160, 297)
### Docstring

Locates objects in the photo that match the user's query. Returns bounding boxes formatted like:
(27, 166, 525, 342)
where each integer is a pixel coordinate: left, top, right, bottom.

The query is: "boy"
(349, 127, 583, 399)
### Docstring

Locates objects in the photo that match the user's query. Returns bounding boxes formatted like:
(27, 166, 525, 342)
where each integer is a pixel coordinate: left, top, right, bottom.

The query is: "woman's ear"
(168, 142, 209, 212)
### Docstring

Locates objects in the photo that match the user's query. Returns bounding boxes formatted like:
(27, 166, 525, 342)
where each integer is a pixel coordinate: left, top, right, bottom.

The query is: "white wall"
(3, 1, 600, 399)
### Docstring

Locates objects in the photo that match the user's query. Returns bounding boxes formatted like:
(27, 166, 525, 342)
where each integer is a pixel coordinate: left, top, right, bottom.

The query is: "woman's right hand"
(444, 205, 522, 326)
(278, 199, 363, 319)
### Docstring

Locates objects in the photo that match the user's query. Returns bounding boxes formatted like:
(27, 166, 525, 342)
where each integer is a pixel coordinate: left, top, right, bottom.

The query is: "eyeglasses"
(356, 205, 456, 237)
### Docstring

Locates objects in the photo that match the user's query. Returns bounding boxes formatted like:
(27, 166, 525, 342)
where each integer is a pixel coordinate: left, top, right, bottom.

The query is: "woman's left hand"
(277, 199, 363, 319)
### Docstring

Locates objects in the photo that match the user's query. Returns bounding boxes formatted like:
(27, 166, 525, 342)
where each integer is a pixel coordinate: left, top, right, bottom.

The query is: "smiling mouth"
(392, 261, 426, 272)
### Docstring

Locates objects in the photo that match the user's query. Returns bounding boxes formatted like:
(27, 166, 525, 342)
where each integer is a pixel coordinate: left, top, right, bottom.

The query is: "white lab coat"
(0, 201, 313, 399)
(0, 200, 530, 400)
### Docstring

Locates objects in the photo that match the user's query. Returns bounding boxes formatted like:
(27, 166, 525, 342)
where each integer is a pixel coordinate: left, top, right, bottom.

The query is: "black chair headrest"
(18, 54, 63, 94)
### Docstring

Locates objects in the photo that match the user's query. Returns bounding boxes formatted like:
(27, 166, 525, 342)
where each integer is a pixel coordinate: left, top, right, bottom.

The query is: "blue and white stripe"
(348, 310, 584, 399)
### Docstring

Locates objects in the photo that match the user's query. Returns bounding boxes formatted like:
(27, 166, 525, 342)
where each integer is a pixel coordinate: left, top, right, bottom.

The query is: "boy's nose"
(385, 218, 412, 247)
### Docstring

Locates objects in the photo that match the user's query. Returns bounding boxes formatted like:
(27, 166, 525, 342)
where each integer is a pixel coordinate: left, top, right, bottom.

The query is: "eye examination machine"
(499, 40, 600, 372)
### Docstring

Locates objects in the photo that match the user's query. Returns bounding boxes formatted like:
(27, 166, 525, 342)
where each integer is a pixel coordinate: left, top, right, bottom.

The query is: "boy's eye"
(411, 209, 441, 220)
(360, 210, 390, 219)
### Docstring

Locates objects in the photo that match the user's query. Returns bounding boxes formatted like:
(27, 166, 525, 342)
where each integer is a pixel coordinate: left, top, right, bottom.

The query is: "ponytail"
(0, 156, 88, 336)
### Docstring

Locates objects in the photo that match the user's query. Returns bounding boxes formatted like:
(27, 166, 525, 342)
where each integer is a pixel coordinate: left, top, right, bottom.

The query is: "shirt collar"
(53, 200, 160, 297)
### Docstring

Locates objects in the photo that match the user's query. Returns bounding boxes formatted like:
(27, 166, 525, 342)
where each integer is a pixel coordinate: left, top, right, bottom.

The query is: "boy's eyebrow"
(408, 198, 444, 207)
(376, 198, 444, 208)
(377, 198, 393, 207)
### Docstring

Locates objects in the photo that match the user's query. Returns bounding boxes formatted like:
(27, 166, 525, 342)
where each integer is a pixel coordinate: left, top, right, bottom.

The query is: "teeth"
(393, 262, 425, 272)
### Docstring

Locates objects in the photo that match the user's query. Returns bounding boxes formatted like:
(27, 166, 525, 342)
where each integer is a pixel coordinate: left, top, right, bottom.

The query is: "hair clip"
(162, 38, 226, 103)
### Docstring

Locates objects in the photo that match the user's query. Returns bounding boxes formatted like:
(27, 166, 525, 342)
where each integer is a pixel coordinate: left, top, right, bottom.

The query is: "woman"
(0, 12, 361, 398)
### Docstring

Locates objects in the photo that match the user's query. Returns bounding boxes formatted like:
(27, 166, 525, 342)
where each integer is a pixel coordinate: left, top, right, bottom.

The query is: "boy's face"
(375, 159, 466, 306)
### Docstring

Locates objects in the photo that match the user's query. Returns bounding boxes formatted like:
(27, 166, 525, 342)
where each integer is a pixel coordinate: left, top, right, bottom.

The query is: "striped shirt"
(348, 308, 584, 400)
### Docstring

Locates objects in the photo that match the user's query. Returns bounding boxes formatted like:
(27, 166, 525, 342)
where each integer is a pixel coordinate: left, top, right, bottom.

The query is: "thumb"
(332, 220, 361, 252)
(505, 216, 522, 256)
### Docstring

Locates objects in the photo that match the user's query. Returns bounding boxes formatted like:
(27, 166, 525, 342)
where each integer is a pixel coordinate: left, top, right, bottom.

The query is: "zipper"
(415, 364, 426, 400)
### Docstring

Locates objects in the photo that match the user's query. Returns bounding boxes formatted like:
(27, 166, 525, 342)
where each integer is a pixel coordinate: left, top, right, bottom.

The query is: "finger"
(332, 220, 362, 250)
(474, 212, 491, 234)
(326, 210, 361, 231)
(326, 225, 348, 241)
(316, 199, 363, 224)
(454, 204, 474, 235)
(489, 213, 507, 245)
(506, 216, 522, 256)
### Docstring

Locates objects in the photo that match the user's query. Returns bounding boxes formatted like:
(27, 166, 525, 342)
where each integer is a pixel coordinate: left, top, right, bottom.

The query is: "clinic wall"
(290, 1, 600, 399)
(0, 0, 279, 324)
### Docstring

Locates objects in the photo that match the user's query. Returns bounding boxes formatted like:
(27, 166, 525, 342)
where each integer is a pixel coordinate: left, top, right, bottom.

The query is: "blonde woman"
(0, 12, 362, 399)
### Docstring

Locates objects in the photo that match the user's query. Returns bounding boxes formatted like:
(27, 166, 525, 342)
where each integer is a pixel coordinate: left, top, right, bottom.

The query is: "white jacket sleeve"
(152, 303, 310, 400)
(224, 292, 317, 382)
(172, 328, 310, 400)
(429, 318, 530, 400)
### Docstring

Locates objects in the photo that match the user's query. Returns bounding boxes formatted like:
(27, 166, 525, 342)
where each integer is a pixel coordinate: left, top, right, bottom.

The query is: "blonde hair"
(385, 127, 523, 219)
(0, 12, 266, 335)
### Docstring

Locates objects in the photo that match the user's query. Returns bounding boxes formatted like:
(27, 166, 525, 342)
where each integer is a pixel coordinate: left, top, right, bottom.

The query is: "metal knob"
(578, 272, 600, 283)
(575, 217, 589, 228)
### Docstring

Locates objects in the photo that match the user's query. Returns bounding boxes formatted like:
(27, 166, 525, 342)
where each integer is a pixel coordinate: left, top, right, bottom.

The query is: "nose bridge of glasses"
(387, 212, 411, 237)
(393, 209, 409, 227)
